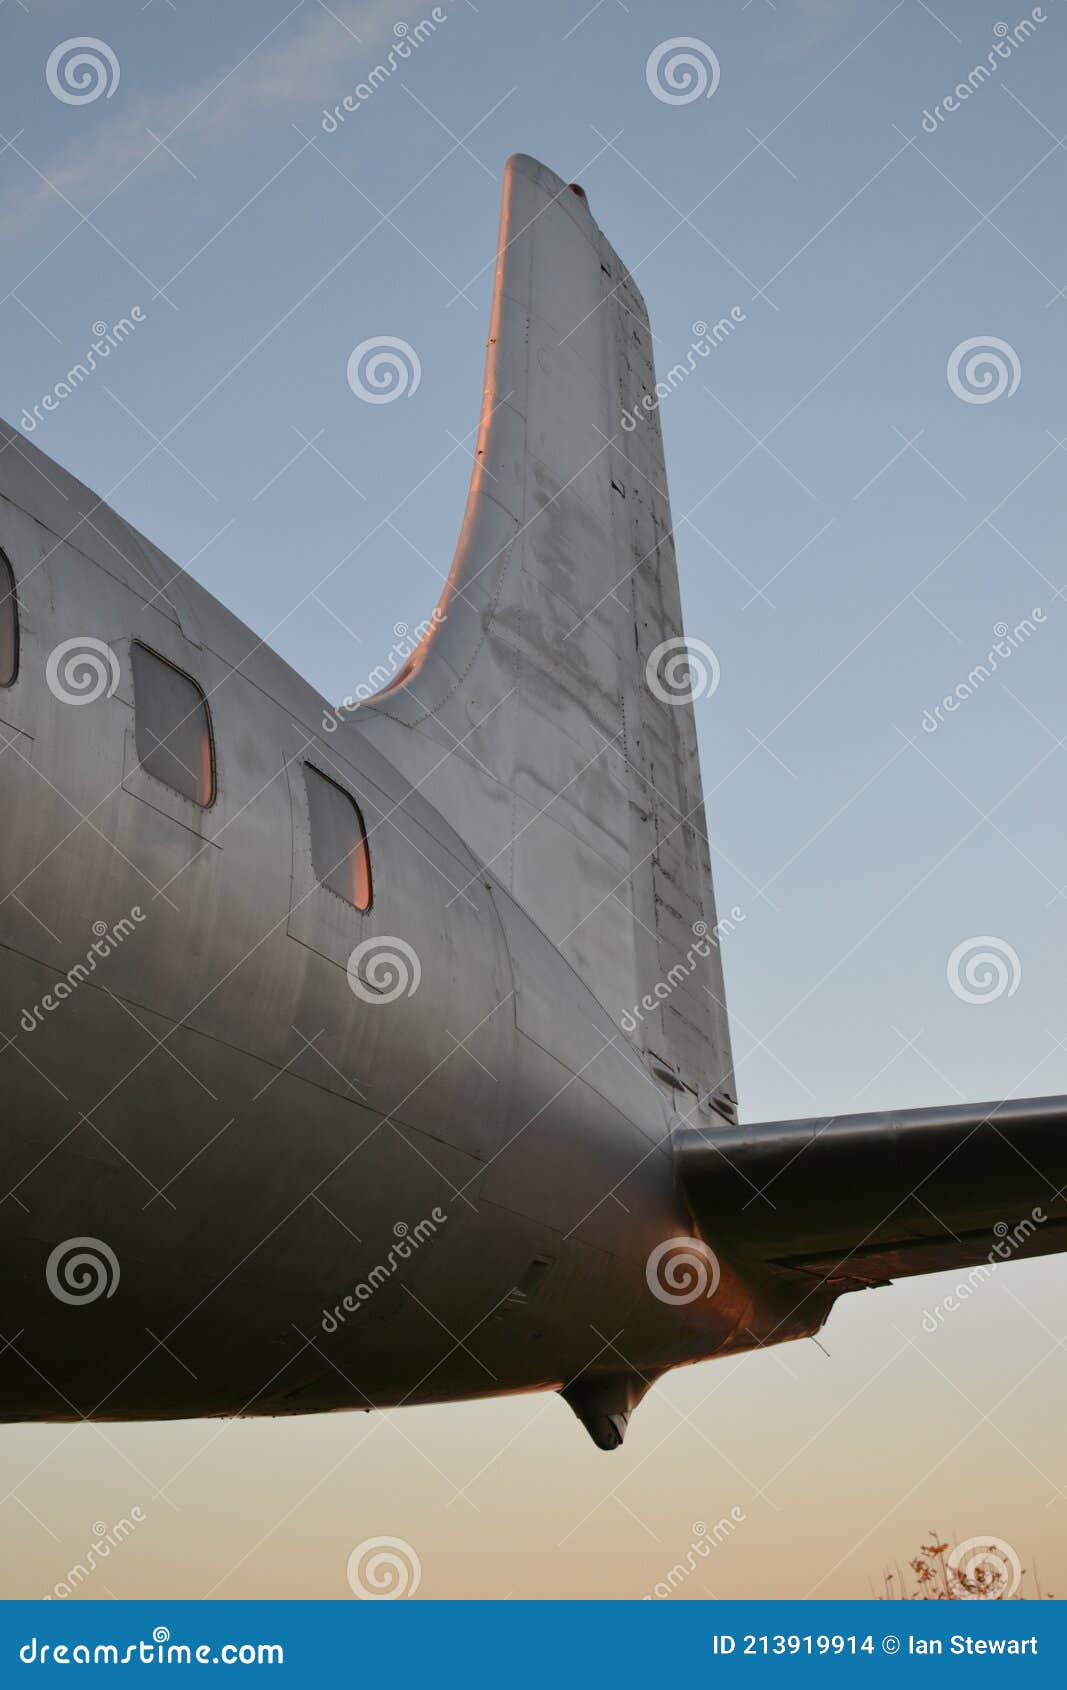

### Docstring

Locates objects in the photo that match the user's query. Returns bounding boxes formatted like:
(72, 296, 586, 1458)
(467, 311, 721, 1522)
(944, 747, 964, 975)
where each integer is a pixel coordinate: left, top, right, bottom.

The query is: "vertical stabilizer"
(359, 155, 736, 1122)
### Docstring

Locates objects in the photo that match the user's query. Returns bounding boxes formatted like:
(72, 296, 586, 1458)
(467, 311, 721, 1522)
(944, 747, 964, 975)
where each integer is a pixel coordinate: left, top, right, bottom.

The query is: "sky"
(2, 0, 1067, 1600)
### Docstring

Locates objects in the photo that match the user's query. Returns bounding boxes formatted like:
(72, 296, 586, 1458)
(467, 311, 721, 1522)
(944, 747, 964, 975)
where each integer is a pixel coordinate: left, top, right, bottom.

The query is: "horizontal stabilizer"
(675, 1096, 1067, 1290)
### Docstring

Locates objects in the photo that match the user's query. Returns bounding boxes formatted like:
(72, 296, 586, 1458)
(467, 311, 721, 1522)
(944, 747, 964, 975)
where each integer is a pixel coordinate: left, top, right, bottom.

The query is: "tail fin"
(360, 154, 736, 1122)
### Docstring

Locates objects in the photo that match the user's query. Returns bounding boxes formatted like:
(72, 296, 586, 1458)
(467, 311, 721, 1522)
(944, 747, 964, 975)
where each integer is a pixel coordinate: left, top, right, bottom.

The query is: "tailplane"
(675, 1096, 1067, 1290)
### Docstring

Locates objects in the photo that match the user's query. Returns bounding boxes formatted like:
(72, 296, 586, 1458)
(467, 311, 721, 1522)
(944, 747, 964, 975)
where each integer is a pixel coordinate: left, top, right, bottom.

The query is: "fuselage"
(0, 447, 825, 1424)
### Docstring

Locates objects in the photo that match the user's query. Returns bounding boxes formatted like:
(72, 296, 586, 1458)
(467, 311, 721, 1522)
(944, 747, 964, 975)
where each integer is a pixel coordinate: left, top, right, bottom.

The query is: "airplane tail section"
(360, 155, 736, 1122)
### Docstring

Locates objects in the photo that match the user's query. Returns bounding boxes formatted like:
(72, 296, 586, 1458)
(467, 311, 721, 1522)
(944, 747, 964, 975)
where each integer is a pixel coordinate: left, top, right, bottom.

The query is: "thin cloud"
(775, 0, 879, 58)
(0, 0, 411, 237)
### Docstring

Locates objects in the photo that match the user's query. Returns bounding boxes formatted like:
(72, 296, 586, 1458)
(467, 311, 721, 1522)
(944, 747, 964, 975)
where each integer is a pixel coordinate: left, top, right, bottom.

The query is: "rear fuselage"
(0, 461, 822, 1422)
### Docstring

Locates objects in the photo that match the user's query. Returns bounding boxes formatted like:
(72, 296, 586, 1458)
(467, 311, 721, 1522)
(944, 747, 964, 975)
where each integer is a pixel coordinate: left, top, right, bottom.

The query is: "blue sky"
(3, 0, 1067, 1599)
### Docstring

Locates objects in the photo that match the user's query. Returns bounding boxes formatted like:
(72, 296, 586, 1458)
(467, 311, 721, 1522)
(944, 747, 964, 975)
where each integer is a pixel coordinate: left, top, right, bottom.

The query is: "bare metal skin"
(1, 157, 1063, 1449)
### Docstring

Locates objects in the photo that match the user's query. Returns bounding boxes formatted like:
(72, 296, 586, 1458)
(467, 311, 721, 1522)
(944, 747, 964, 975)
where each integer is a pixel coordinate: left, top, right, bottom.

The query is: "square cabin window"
(131, 643, 215, 807)
(0, 551, 17, 687)
(305, 764, 372, 912)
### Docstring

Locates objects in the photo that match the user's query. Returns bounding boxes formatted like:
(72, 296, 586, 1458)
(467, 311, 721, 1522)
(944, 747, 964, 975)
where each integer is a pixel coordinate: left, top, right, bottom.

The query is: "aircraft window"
(131, 643, 215, 807)
(0, 551, 17, 687)
(305, 764, 372, 911)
